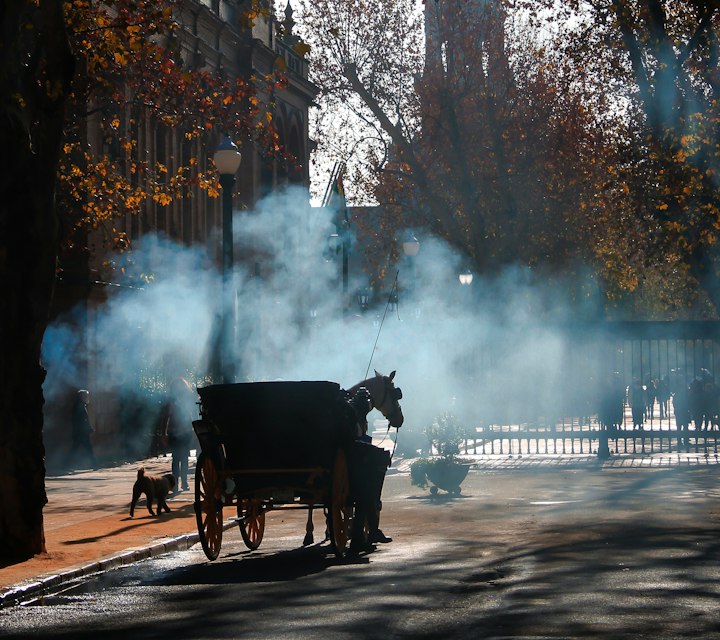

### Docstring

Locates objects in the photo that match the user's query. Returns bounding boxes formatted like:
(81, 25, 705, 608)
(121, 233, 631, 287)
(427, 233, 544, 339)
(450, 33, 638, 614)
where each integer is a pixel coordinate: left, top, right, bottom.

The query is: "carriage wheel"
(194, 453, 224, 561)
(327, 449, 351, 557)
(237, 499, 265, 550)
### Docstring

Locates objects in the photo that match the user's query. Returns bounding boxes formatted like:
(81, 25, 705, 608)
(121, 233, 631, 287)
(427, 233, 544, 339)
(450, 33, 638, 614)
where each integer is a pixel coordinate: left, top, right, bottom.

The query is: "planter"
(411, 457, 471, 496)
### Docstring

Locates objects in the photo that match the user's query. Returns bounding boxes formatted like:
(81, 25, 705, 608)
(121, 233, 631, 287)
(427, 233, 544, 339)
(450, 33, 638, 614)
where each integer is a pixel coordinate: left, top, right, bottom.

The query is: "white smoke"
(42, 186, 601, 464)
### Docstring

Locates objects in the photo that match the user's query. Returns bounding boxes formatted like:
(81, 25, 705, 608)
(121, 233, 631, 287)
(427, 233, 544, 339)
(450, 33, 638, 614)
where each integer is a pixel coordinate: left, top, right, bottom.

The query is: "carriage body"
(192, 381, 358, 560)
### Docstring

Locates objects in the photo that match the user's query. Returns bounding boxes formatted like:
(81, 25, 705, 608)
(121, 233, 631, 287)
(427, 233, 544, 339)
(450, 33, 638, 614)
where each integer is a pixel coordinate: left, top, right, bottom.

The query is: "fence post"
(597, 426, 610, 459)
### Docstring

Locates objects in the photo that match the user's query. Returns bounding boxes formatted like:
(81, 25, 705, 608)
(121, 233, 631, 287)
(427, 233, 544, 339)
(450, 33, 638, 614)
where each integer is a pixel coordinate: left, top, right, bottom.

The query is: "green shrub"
(424, 412, 465, 458)
(410, 457, 431, 487)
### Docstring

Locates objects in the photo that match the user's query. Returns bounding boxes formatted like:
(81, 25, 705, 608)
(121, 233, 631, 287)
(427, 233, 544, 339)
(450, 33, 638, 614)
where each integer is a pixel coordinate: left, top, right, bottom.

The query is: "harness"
(373, 377, 403, 415)
(347, 376, 403, 458)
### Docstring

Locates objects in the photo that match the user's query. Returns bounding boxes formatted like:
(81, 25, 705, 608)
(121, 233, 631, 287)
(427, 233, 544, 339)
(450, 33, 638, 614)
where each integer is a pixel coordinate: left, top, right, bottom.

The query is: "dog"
(129, 467, 176, 517)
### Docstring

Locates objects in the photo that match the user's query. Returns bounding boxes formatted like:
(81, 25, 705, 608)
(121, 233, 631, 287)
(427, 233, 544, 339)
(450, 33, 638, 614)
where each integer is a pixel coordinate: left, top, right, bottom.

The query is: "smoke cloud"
(42, 186, 603, 465)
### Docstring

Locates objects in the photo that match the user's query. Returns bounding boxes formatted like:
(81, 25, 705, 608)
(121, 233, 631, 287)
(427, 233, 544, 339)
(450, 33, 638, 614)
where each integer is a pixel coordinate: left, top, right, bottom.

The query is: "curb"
(0, 521, 236, 609)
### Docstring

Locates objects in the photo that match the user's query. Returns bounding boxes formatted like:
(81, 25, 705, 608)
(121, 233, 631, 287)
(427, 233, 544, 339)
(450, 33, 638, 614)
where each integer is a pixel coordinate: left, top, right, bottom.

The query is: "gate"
(463, 321, 720, 456)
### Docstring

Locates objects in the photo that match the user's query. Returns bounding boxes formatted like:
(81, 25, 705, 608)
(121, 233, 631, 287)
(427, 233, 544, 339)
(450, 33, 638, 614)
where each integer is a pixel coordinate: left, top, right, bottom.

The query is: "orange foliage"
(58, 0, 289, 249)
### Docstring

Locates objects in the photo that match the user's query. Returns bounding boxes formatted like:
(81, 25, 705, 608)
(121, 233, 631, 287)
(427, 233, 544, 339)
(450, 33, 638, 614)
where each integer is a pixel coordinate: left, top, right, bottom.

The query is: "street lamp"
(357, 289, 371, 311)
(213, 134, 241, 383)
(458, 270, 474, 286)
(402, 233, 420, 257)
(388, 290, 399, 313)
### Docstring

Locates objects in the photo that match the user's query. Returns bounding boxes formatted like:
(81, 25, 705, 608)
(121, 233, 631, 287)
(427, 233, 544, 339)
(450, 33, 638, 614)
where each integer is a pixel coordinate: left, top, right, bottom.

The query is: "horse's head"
(364, 370, 404, 429)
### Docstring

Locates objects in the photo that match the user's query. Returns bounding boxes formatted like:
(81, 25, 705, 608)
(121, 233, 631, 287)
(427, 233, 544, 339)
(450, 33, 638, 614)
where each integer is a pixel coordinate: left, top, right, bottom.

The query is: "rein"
(350, 376, 398, 454)
(364, 271, 399, 381)
(369, 377, 400, 457)
(358, 271, 402, 459)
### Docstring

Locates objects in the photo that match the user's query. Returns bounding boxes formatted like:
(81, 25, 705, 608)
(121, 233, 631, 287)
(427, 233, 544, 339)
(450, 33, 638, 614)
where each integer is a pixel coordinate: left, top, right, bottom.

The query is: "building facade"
(47, 0, 318, 468)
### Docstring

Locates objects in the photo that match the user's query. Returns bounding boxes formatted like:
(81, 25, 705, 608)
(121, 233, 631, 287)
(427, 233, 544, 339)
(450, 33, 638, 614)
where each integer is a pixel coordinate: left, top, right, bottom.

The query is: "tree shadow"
(8, 466, 720, 639)
(407, 491, 472, 504)
(62, 504, 195, 545)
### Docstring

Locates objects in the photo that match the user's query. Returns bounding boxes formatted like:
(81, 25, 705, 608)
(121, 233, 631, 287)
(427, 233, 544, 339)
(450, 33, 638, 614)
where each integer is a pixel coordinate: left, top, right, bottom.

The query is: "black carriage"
(192, 380, 368, 561)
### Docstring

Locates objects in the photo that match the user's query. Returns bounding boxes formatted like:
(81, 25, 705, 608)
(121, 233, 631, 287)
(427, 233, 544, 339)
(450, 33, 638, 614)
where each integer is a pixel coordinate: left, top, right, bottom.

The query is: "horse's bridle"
(376, 377, 402, 414)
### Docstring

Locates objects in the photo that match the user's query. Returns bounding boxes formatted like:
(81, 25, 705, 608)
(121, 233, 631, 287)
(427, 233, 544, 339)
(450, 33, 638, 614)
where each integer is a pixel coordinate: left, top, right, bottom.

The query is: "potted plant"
(410, 413, 472, 495)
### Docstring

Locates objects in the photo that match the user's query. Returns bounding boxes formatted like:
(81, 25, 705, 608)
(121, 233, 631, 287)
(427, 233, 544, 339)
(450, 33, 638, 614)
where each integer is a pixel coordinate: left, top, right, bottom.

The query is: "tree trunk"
(0, 0, 74, 559)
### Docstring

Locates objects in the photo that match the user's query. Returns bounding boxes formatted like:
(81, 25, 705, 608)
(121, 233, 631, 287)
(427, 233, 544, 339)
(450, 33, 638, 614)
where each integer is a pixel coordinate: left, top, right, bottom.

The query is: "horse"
(302, 370, 404, 547)
(347, 369, 404, 432)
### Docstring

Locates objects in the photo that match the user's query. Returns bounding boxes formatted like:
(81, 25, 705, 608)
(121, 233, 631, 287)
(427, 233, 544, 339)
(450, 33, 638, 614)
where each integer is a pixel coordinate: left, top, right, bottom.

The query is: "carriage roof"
(197, 381, 344, 423)
(196, 381, 355, 467)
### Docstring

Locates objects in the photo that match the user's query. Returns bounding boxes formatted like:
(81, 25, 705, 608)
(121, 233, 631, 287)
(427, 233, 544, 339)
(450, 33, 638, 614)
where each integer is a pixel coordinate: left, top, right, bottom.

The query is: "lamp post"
(327, 224, 349, 313)
(458, 268, 474, 381)
(342, 226, 349, 296)
(402, 233, 420, 308)
(213, 134, 242, 383)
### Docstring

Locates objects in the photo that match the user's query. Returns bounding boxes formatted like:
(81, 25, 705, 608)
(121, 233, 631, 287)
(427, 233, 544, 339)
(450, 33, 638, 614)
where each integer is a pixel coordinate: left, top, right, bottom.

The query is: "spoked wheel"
(327, 449, 351, 557)
(237, 499, 265, 550)
(194, 453, 224, 561)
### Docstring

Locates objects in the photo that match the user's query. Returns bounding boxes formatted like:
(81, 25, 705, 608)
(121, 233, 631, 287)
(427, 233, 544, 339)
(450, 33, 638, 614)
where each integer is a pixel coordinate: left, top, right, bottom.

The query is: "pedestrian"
(71, 389, 97, 469)
(628, 379, 645, 429)
(160, 378, 196, 492)
(644, 376, 656, 421)
(688, 377, 705, 431)
(597, 372, 624, 431)
(657, 375, 670, 419)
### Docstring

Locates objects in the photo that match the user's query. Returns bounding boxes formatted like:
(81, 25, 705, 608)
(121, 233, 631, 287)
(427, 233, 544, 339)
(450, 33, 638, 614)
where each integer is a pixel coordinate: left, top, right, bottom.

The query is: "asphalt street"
(3, 457, 720, 638)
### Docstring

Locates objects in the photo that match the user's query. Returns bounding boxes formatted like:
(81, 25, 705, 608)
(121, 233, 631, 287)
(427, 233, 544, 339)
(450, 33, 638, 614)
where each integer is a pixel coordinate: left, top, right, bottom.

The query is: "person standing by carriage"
(160, 378, 196, 492)
(346, 386, 395, 553)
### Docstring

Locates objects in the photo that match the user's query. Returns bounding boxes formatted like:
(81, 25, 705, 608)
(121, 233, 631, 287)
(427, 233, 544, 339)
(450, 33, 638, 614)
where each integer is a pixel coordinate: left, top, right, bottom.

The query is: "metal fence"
(461, 321, 720, 456)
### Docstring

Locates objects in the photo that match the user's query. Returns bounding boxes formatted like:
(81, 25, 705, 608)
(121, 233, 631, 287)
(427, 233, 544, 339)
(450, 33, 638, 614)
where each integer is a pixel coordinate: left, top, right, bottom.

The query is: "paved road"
(3, 463, 720, 638)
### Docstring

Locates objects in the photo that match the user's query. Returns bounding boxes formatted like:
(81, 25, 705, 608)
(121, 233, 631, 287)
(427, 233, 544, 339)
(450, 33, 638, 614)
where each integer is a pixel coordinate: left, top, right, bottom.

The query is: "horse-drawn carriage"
(192, 374, 403, 561)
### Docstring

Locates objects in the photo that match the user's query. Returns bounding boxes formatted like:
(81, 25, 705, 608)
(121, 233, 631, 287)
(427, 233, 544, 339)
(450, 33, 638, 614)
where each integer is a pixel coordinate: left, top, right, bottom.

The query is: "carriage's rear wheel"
(195, 453, 224, 561)
(237, 499, 265, 550)
(327, 449, 351, 557)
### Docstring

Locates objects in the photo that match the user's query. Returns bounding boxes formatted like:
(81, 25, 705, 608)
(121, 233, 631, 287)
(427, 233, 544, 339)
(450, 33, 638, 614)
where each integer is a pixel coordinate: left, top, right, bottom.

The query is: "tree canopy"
(300, 0, 720, 318)
(58, 0, 285, 257)
(562, 0, 720, 315)
(300, 0, 614, 303)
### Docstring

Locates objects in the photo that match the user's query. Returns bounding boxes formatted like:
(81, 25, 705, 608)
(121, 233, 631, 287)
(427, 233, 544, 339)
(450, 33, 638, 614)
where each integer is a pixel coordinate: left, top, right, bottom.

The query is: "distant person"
(598, 372, 624, 431)
(689, 369, 717, 431)
(644, 376, 656, 421)
(657, 375, 670, 419)
(160, 378, 196, 492)
(71, 389, 97, 468)
(628, 380, 645, 429)
(670, 371, 691, 449)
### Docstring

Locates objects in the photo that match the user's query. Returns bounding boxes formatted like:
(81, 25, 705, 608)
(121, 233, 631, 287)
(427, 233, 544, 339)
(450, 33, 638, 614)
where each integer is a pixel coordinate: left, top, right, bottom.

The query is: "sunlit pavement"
(4, 456, 720, 637)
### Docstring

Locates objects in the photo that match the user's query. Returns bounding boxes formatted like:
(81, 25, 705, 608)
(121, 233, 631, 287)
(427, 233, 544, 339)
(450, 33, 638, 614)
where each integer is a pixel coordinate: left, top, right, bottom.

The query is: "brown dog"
(129, 467, 176, 517)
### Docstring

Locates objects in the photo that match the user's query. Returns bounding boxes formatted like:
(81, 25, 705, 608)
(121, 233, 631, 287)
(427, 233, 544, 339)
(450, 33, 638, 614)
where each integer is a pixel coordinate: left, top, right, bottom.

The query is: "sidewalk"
(2, 447, 719, 608)
(0, 453, 200, 606)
